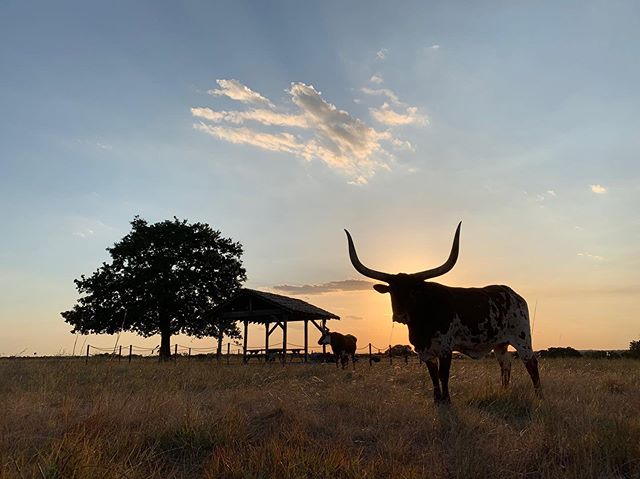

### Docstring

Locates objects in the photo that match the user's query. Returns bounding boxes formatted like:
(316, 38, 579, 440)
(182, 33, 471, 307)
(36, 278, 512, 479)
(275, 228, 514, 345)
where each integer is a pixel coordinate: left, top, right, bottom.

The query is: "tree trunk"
(159, 329, 172, 361)
(216, 331, 223, 360)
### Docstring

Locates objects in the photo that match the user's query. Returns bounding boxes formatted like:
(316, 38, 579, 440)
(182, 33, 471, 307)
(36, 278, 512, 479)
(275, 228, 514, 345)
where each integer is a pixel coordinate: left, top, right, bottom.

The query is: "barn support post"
(282, 319, 288, 366)
(226, 343, 230, 365)
(389, 344, 392, 365)
(304, 319, 309, 363)
(321, 319, 326, 356)
(85, 344, 90, 364)
(369, 343, 372, 366)
(128, 345, 132, 363)
(243, 320, 248, 364)
(118, 345, 122, 362)
(265, 322, 270, 363)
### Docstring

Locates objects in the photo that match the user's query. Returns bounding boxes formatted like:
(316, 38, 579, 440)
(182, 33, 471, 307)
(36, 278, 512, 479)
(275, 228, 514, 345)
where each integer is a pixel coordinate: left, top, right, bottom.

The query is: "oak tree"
(61, 216, 246, 360)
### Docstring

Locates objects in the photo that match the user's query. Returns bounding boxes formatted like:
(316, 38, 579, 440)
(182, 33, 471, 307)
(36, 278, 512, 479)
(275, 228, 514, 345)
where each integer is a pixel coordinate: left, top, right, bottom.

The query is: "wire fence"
(82, 341, 423, 367)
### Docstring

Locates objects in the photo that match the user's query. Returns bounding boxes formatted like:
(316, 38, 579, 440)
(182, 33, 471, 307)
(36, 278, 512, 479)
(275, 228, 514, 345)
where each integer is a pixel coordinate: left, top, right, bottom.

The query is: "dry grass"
(1, 357, 639, 478)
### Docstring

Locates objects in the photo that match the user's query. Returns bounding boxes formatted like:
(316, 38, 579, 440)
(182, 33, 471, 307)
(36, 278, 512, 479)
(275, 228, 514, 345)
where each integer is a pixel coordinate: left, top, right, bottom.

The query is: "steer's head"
(344, 222, 461, 324)
(318, 328, 332, 345)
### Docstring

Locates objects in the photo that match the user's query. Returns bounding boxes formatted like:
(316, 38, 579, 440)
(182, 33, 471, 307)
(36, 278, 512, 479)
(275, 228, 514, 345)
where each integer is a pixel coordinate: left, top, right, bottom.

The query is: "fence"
(83, 342, 423, 366)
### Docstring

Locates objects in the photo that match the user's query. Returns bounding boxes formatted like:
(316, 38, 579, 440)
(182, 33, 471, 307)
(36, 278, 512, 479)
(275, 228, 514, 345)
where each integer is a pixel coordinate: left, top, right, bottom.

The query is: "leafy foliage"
(61, 217, 246, 358)
(630, 340, 640, 358)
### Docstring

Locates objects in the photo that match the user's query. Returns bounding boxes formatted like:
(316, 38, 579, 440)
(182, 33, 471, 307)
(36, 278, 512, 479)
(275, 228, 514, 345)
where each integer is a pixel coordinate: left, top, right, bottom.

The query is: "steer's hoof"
(434, 395, 451, 406)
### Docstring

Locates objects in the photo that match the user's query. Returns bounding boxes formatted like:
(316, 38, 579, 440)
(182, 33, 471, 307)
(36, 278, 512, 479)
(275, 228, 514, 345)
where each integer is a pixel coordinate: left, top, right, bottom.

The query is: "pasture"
(1, 357, 639, 478)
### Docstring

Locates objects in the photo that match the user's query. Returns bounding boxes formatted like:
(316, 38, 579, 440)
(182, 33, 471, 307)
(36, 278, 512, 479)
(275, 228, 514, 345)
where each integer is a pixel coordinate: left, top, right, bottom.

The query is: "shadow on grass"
(467, 390, 536, 427)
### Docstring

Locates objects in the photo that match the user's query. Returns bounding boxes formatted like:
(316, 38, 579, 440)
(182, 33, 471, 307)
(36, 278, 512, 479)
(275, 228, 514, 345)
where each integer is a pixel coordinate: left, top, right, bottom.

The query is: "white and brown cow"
(345, 222, 541, 403)
(318, 329, 357, 370)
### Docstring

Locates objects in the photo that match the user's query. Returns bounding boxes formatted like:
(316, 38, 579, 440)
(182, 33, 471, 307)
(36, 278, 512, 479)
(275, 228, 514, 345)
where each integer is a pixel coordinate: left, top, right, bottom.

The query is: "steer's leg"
(425, 358, 443, 402)
(438, 351, 452, 403)
(494, 343, 512, 388)
(513, 342, 542, 397)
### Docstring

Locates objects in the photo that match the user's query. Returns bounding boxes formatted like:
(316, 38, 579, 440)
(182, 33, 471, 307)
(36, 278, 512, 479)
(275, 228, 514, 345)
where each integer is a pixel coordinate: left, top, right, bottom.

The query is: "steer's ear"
(373, 284, 390, 294)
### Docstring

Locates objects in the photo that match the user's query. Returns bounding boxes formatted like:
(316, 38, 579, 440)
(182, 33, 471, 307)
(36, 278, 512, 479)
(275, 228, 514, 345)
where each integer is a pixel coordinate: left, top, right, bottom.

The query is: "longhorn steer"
(345, 222, 541, 403)
(318, 329, 357, 369)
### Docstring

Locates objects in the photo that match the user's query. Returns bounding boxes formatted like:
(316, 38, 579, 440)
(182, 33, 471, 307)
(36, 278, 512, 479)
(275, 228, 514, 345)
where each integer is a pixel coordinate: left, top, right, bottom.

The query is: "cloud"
(193, 80, 411, 182)
(194, 123, 303, 156)
(370, 102, 428, 126)
(369, 74, 383, 84)
(272, 279, 373, 295)
(590, 184, 607, 194)
(430, 44, 440, 50)
(191, 107, 306, 127)
(360, 87, 402, 105)
(376, 48, 388, 60)
(547, 190, 557, 197)
(208, 79, 274, 107)
(577, 252, 605, 261)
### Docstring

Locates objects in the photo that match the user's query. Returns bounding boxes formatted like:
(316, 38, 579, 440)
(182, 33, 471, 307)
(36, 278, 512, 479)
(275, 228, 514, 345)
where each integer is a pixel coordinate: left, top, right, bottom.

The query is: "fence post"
(188, 348, 191, 360)
(389, 344, 392, 365)
(128, 345, 132, 363)
(174, 344, 178, 360)
(118, 345, 122, 362)
(85, 344, 90, 364)
(369, 343, 372, 366)
(227, 343, 230, 365)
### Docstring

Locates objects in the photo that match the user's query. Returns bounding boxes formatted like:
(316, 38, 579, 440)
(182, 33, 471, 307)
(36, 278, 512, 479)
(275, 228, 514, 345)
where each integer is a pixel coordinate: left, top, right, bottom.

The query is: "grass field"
(1, 357, 639, 478)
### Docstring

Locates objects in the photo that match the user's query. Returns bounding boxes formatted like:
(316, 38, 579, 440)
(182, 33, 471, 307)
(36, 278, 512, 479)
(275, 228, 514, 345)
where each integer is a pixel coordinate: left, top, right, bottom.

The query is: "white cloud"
(577, 252, 605, 261)
(590, 184, 607, 194)
(370, 102, 428, 126)
(369, 74, 383, 84)
(360, 87, 402, 105)
(193, 80, 409, 182)
(191, 107, 306, 127)
(430, 44, 440, 50)
(376, 48, 388, 60)
(547, 190, 557, 197)
(208, 79, 274, 107)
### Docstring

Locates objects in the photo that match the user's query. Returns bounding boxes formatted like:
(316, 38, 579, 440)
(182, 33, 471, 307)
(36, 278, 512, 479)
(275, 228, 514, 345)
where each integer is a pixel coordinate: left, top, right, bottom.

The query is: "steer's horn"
(410, 222, 462, 280)
(345, 229, 393, 282)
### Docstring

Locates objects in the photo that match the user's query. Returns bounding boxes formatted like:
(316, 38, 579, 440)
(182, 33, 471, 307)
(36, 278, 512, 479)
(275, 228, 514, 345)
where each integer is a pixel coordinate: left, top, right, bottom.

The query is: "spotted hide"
(318, 329, 357, 370)
(345, 222, 541, 403)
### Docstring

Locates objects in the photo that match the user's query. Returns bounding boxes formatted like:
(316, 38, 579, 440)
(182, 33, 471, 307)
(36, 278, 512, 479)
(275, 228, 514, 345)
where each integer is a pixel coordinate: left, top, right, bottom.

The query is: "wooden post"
(282, 320, 288, 366)
(226, 343, 230, 365)
(304, 319, 308, 363)
(321, 319, 326, 356)
(188, 347, 191, 360)
(174, 344, 178, 360)
(369, 343, 372, 366)
(242, 320, 248, 363)
(128, 345, 132, 363)
(389, 344, 392, 365)
(118, 345, 122, 362)
(265, 322, 270, 363)
(85, 344, 90, 364)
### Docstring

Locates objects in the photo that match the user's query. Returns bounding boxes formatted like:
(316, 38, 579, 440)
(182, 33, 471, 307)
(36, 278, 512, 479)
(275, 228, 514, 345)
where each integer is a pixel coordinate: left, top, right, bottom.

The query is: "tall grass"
(1, 357, 638, 478)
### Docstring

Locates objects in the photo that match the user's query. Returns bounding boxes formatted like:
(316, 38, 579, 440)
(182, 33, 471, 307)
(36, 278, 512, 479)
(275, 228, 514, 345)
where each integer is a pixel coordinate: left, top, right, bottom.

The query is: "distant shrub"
(539, 347, 582, 358)
(386, 345, 415, 357)
(584, 350, 623, 359)
(629, 340, 640, 359)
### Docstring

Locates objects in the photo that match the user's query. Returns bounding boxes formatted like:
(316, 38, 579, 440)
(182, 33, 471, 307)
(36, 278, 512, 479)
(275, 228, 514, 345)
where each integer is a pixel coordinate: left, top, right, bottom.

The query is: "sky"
(1, 1, 639, 356)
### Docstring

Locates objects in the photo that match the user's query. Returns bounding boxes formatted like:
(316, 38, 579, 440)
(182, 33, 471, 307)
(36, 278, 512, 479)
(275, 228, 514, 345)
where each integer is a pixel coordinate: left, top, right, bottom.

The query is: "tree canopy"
(61, 216, 246, 359)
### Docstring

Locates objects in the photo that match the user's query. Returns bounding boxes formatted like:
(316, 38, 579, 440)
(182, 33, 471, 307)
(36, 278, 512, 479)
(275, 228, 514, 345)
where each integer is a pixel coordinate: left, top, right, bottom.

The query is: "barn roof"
(207, 288, 340, 323)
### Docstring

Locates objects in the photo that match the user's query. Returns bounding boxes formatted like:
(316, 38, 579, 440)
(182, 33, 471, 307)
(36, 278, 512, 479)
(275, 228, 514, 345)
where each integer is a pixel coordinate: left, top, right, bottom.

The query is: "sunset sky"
(1, 1, 639, 356)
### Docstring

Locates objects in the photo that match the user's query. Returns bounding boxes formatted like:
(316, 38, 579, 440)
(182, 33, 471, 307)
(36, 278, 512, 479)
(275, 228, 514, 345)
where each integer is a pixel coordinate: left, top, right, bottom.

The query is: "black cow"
(345, 222, 541, 403)
(318, 329, 357, 369)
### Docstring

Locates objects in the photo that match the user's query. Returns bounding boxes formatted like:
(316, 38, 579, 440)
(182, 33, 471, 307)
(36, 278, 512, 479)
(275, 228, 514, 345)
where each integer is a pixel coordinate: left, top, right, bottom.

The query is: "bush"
(539, 347, 582, 358)
(629, 340, 640, 359)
